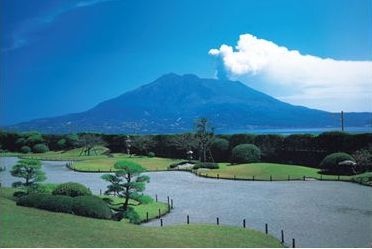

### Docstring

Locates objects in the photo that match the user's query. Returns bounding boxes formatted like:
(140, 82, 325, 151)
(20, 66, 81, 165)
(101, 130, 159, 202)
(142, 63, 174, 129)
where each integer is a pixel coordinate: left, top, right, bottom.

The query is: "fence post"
(155, 194, 158, 202)
(270, 175, 272, 181)
(158, 208, 161, 218)
(281, 230, 284, 244)
(160, 219, 163, 227)
(146, 212, 149, 222)
(216, 217, 219, 225)
(167, 196, 170, 205)
(187, 215, 190, 224)
(171, 199, 174, 209)
(253, 176, 255, 181)
(265, 223, 268, 234)
(243, 219, 246, 228)
(292, 238, 296, 248)
(99, 189, 102, 195)
(217, 174, 219, 179)
(303, 176, 305, 181)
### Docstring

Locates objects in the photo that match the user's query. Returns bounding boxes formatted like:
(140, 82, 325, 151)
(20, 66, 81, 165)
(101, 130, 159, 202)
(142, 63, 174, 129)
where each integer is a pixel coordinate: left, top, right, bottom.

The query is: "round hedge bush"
(17, 193, 73, 213)
(72, 196, 112, 219)
(147, 152, 155, 157)
(52, 182, 92, 197)
(231, 144, 261, 164)
(320, 152, 356, 174)
(32, 143, 49, 153)
(20, 146, 31, 154)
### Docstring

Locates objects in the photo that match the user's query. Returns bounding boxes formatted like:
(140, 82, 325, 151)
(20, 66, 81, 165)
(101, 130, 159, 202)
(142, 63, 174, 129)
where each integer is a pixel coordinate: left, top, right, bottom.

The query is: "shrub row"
(17, 194, 112, 219)
(193, 162, 219, 169)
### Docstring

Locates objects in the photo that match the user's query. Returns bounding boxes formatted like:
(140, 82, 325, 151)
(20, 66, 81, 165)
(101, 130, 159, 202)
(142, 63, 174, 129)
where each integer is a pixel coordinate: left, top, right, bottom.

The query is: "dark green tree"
(101, 160, 150, 212)
(131, 136, 155, 155)
(169, 133, 198, 158)
(210, 138, 229, 162)
(10, 159, 46, 188)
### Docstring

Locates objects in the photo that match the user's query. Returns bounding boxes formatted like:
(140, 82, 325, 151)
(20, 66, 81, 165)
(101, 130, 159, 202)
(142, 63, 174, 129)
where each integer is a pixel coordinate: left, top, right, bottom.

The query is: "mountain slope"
(5, 73, 371, 134)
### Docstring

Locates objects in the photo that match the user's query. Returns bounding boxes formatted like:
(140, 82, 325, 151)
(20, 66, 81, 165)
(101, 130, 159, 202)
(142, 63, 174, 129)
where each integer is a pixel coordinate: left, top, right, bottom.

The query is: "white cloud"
(209, 34, 372, 112)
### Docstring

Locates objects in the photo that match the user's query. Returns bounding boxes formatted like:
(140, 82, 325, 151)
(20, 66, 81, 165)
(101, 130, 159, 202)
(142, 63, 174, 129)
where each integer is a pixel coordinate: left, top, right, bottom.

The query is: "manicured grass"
(72, 154, 182, 171)
(197, 163, 354, 181)
(4, 147, 110, 161)
(101, 195, 170, 223)
(351, 172, 372, 186)
(0, 188, 282, 248)
(2, 147, 182, 171)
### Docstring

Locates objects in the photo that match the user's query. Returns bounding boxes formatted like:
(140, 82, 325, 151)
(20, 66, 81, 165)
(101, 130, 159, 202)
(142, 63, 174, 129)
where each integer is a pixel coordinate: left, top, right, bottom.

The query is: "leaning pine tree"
(101, 160, 150, 221)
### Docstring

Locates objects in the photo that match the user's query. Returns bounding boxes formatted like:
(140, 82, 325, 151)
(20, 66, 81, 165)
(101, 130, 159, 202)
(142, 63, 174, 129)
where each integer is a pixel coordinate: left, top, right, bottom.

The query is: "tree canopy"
(10, 159, 46, 188)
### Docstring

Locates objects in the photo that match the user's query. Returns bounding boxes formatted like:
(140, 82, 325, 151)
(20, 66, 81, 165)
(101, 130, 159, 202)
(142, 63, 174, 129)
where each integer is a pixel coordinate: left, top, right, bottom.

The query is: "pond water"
(1, 157, 371, 248)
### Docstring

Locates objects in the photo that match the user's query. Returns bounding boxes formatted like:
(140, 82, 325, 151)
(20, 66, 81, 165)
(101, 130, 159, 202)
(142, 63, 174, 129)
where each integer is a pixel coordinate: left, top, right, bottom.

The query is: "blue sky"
(1, 0, 371, 125)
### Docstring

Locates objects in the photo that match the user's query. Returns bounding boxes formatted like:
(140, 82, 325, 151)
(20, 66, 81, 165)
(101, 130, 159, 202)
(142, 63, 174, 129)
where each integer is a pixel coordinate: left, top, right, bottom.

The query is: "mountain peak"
(5, 73, 371, 134)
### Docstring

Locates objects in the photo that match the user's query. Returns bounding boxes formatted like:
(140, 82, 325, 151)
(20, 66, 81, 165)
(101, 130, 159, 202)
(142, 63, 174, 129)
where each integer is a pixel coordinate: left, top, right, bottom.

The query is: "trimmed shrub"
(123, 207, 141, 224)
(72, 196, 112, 219)
(147, 152, 155, 157)
(20, 146, 31, 154)
(52, 182, 92, 197)
(32, 143, 49, 153)
(169, 160, 196, 169)
(210, 138, 229, 162)
(169, 162, 179, 169)
(29, 183, 58, 194)
(193, 162, 219, 169)
(231, 144, 261, 164)
(320, 152, 356, 174)
(17, 193, 73, 213)
(13, 191, 28, 198)
(38, 195, 73, 213)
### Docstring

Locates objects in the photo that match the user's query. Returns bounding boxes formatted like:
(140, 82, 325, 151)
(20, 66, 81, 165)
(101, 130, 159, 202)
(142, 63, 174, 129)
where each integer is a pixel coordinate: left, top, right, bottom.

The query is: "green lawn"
(100, 195, 170, 223)
(197, 163, 353, 181)
(2, 147, 110, 161)
(2, 147, 182, 171)
(0, 188, 282, 248)
(72, 154, 182, 171)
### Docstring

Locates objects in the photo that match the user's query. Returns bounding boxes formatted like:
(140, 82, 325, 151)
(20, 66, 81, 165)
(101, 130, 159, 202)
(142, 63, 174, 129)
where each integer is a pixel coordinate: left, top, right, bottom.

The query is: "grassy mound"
(198, 163, 354, 181)
(0, 188, 282, 248)
(73, 154, 182, 171)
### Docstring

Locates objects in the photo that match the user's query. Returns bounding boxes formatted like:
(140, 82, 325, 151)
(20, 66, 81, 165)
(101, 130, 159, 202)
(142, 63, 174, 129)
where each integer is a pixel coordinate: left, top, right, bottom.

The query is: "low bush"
(13, 191, 28, 198)
(72, 196, 112, 219)
(52, 182, 92, 197)
(17, 193, 73, 213)
(320, 152, 356, 174)
(231, 144, 261, 164)
(32, 143, 49, 153)
(38, 195, 74, 213)
(169, 161, 196, 169)
(193, 162, 219, 169)
(20, 146, 31, 154)
(123, 207, 141, 224)
(147, 152, 155, 157)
